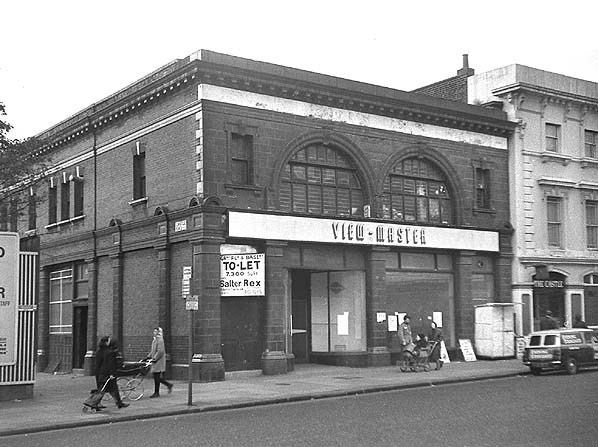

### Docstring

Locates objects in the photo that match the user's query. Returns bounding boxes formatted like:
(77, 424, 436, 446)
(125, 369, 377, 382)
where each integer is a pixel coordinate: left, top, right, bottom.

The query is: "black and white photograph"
(1, 1, 597, 446)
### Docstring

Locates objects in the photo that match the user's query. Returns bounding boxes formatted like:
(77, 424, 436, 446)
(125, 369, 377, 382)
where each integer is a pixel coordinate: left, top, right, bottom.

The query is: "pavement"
(0, 358, 529, 438)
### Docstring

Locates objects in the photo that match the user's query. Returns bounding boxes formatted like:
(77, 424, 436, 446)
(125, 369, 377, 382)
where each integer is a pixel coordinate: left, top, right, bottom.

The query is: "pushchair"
(112, 358, 153, 401)
(82, 375, 113, 413)
(398, 339, 431, 372)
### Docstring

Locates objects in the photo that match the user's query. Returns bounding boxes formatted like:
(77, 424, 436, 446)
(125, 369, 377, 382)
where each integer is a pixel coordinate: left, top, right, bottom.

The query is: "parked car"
(522, 328, 598, 375)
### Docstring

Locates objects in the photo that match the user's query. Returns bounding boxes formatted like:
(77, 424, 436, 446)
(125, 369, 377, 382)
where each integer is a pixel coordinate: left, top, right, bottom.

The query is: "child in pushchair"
(398, 333, 431, 372)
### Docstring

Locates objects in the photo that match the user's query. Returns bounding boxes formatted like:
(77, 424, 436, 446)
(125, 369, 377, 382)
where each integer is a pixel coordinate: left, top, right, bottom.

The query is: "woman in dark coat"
(95, 337, 128, 409)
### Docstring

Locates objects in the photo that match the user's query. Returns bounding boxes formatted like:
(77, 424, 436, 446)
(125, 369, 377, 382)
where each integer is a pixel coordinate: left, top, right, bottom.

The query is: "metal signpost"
(182, 266, 195, 406)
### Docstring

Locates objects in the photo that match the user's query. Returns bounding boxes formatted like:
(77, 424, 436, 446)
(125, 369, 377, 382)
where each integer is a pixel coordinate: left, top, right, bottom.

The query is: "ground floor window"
(386, 270, 454, 345)
(49, 268, 73, 334)
(310, 271, 366, 352)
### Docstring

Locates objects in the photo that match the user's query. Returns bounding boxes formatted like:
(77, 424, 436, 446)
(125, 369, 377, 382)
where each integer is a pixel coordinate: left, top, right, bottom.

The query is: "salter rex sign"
(0, 232, 19, 366)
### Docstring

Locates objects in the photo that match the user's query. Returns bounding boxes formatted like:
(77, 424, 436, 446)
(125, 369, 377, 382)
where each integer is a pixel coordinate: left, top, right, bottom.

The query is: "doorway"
(72, 306, 87, 370)
(221, 296, 264, 371)
(291, 270, 311, 363)
(292, 270, 366, 362)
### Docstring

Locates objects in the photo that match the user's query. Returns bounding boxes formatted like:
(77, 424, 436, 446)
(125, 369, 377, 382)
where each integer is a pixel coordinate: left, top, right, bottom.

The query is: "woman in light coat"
(147, 327, 173, 398)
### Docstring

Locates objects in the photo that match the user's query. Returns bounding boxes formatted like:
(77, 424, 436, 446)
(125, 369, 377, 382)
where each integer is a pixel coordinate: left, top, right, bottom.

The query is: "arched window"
(584, 273, 598, 285)
(381, 157, 452, 224)
(279, 144, 364, 217)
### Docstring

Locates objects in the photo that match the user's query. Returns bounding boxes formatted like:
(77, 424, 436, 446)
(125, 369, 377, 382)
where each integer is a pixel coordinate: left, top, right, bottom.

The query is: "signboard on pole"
(0, 232, 19, 366)
(182, 266, 192, 299)
(220, 253, 265, 296)
(185, 295, 198, 311)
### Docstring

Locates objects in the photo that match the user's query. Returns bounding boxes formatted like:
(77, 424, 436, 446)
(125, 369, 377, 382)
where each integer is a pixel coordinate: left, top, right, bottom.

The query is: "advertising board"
(0, 232, 19, 366)
(220, 253, 265, 296)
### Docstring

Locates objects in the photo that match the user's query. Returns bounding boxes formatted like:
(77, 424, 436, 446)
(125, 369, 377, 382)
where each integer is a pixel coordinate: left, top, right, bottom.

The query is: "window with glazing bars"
(61, 181, 70, 220)
(587, 201, 598, 249)
(279, 145, 364, 217)
(585, 130, 597, 158)
(547, 197, 562, 247)
(133, 152, 146, 199)
(475, 168, 491, 209)
(48, 184, 57, 224)
(49, 268, 73, 334)
(381, 157, 452, 224)
(230, 133, 253, 185)
(545, 123, 559, 152)
(74, 179, 84, 217)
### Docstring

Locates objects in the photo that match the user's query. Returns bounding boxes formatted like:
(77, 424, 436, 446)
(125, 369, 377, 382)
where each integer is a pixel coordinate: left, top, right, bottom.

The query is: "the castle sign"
(533, 280, 564, 288)
(0, 232, 19, 366)
(228, 211, 499, 252)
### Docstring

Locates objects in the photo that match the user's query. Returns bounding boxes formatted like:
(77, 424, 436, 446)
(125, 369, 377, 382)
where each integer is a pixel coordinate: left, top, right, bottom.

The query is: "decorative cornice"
(493, 82, 598, 111)
(36, 51, 515, 153)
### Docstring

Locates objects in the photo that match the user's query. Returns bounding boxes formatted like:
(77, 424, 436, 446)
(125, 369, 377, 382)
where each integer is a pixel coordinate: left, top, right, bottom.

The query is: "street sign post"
(184, 263, 195, 407)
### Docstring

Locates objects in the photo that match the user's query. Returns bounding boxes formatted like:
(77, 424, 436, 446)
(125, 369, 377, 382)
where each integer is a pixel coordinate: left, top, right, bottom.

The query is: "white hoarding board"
(220, 253, 265, 296)
(228, 211, 499, 252)
(0, 232, 19, 366)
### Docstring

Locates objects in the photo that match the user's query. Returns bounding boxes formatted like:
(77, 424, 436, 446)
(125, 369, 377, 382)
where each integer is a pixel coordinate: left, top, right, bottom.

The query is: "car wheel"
(530, 367, 541, 376)
(565, 358, 578, 375)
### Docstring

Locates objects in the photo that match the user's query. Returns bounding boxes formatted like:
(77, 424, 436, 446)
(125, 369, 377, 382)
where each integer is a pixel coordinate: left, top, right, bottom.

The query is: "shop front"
(226, 210, 500, 368)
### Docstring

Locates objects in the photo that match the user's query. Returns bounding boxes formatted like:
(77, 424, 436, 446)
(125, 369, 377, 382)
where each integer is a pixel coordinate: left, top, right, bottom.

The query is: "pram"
(82, 375, 114, 413)
(111, 358, 153, 401)
(116, 359, 152, 378)
(398, 340, 431, 372)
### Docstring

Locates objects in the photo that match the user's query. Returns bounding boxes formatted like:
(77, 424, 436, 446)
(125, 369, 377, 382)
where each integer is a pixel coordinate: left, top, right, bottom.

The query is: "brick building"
(3, 51, 515, 380)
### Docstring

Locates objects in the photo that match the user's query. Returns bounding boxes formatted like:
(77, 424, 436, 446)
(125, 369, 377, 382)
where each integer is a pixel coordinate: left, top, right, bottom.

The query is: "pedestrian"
(427, 321, 442, 342)
(95, 336, 128, 409)
(539, 310, 558, 330)
(427, 321, 442, 364)
(572, 314, 588, 328)
(147, 327, 173, 398)
(399, 315, 413, 351)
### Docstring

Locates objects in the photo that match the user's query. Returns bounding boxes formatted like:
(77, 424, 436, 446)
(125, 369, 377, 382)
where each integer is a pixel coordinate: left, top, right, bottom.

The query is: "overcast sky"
(2, 0, 597, 140)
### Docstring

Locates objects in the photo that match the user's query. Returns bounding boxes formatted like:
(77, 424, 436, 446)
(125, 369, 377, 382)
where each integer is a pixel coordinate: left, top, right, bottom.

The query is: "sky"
(1, 0, 597, 140)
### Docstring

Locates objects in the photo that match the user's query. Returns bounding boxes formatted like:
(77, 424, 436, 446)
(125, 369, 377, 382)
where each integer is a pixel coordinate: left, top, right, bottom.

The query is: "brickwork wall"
(122, 248, 159, 341)
(412, 75, 469, 103)
(96, 255, 114, 338)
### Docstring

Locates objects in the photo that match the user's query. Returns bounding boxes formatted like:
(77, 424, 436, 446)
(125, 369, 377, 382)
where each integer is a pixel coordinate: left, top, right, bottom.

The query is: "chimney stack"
(457, 54, 475, 76)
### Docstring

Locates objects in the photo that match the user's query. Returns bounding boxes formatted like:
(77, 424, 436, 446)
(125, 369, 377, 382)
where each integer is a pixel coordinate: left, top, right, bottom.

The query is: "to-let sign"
(0, 232, 19, 366)
(220, 253, 265, 296)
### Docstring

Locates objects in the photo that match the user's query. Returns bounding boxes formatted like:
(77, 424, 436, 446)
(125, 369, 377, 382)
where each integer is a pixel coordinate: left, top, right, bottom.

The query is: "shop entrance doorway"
(291, 270, 311, 363)
(221, 296, 264, 371)
(533, 271, 566, 328)
(292, 270, 366, 363)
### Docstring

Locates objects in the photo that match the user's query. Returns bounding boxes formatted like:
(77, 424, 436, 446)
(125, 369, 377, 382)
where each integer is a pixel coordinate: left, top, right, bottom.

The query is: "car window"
(529, 335, 542, 346)
(583, 332, 594, 343)
(544, 335, 558, 346)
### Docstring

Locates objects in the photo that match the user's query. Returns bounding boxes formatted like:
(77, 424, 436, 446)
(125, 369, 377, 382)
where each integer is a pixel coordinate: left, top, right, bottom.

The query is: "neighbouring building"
(417, 57, 598, 334)
(2, 51, 515, 380)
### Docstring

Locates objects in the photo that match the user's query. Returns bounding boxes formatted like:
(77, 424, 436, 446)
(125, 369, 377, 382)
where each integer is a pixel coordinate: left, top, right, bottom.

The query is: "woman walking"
(95, 336, 129, 408)
(147, 327, 173, 398)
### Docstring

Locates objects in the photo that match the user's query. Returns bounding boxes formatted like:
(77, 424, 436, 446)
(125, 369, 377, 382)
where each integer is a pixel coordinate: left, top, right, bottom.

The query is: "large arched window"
(382, 157, 452, 224)
(279, 144, 364, 217)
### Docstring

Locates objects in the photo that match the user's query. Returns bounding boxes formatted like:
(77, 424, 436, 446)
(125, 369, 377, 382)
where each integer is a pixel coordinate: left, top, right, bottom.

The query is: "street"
(5, 371, 597, 447)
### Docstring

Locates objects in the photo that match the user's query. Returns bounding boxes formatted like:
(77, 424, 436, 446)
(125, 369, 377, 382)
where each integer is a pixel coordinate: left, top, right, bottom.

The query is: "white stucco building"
(468, 65, 598, 334)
